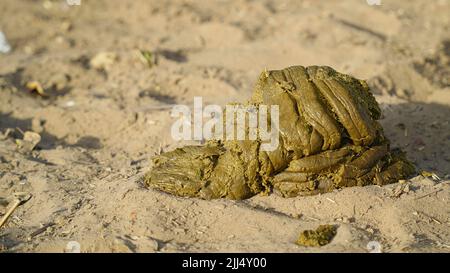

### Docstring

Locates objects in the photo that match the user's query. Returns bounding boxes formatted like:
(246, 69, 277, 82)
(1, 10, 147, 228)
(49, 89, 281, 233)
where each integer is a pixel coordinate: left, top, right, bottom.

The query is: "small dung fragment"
(296, 225, 337, 247)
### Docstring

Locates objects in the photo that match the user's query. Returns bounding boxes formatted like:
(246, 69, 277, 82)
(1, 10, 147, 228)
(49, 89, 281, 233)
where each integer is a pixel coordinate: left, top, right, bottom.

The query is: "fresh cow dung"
(145, 65, 415, 199)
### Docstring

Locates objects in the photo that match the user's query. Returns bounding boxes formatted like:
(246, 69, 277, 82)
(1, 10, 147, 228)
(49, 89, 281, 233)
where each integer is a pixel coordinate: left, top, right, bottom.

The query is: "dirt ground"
(0, 0, 449, 253)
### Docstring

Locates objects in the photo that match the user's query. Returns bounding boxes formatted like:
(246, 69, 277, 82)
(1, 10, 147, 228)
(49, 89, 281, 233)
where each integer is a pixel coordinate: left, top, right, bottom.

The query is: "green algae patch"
(145, 65, 415, 200)
(296, 225, 337, 247)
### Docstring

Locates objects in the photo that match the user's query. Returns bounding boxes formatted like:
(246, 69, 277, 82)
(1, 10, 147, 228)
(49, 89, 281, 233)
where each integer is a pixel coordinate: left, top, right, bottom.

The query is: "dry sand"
(0, 0, 449, 252)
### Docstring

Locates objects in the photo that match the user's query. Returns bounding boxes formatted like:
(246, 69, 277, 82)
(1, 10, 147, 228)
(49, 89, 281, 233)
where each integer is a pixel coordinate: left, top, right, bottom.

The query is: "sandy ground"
(0, 0, 449, 253)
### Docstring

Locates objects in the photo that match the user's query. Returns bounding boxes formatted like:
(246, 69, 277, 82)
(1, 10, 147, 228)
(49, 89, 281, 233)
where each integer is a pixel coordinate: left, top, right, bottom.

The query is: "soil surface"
(0, 0, 449, 252)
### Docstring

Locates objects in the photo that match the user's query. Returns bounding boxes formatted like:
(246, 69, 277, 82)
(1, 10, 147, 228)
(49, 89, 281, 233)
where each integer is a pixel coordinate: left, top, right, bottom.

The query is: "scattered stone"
(391, 183, 411, 198)
(90, 52, 118, 70)
(291, 213, 302, 219)
(64, 100, 76, 107)
(15, 131, 41, 152)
